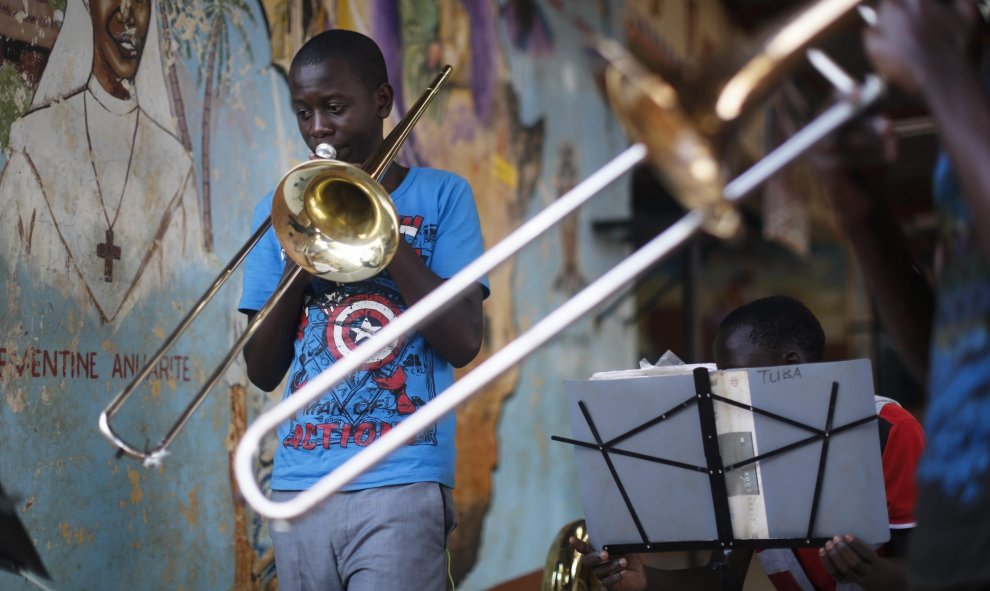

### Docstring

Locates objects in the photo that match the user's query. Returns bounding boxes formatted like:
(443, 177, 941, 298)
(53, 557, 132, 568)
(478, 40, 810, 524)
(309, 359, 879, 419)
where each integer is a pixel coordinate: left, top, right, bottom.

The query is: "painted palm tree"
(156, 0, 195, 154)
(198, 0, 256, 253)
(166, 0, 255, 252)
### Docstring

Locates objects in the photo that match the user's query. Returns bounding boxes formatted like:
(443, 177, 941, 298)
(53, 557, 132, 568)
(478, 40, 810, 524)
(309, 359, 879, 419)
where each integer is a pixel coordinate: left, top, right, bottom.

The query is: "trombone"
(98, 66, 453, 466)
(235, 0, 885, 520)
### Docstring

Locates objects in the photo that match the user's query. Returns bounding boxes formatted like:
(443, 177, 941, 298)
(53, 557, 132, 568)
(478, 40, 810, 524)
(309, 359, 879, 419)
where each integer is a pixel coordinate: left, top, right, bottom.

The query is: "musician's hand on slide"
(818, 534, 878, 585)
(569, 536, 648, 591)
(864, 0, 979, 96)
(809, 114, 897, 225)
(812, 113, 896, 181)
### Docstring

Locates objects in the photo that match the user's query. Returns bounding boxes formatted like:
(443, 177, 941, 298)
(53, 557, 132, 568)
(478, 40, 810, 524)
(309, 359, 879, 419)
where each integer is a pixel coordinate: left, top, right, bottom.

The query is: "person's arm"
(242, 243, 483, 387)
(914, 61, 990, 261)
(238, 191, 311, 392)
(819, 532, 909, 590)
(818, 400, 924, 590)
(242, 261, 311, 391)
(811, 116, 934, 381)
(386, 172, 487, 368)
(864, 0, 990, 261)
(385, 239, 483, 368)
(810, 0, 990, 382)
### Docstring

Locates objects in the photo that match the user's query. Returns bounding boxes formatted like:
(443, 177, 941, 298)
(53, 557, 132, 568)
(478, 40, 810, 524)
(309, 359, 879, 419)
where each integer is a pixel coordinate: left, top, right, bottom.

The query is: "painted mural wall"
(0, 1, 742, 589)
(0, 0, 297, 588)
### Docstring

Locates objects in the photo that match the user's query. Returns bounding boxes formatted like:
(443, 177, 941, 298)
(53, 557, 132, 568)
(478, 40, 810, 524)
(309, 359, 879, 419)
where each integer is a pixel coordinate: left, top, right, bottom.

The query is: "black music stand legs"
(0, 479, 51, 590)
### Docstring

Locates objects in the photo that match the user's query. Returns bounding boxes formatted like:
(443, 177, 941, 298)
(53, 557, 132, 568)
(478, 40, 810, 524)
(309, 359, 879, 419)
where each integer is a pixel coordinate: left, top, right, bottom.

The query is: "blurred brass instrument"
(233, 0, 884, 521)
(98, 67, 452, 466)
(542, 519, 604, 591)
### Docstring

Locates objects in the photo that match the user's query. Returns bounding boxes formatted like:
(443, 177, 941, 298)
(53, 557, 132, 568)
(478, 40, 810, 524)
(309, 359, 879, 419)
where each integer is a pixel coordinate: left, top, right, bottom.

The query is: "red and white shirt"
(757, 396, 925, 591)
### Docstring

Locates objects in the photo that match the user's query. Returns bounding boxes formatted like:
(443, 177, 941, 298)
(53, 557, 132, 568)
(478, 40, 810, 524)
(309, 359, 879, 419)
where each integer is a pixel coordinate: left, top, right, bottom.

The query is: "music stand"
(0, 479, 51, 589)
(554, 359, 889, 555)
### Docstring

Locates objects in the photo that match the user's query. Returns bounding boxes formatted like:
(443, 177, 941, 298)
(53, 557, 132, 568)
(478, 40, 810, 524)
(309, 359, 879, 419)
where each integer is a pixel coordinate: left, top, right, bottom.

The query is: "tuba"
(542, 519, 604, 591)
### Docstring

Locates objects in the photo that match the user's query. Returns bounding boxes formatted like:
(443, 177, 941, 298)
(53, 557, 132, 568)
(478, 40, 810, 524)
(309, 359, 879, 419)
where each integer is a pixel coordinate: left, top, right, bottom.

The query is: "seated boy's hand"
(818, 533, 878, 584)
(569, 536, 648, 591)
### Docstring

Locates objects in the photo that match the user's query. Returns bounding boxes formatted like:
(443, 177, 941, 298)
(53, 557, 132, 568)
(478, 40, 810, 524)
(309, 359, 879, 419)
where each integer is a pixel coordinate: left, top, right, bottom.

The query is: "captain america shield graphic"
(326, 293, 404, 370)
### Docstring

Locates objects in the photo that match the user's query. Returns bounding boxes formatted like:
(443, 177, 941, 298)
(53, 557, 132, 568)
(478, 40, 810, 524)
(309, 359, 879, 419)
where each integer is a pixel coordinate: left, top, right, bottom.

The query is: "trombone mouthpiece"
(315, 143, 337, 159)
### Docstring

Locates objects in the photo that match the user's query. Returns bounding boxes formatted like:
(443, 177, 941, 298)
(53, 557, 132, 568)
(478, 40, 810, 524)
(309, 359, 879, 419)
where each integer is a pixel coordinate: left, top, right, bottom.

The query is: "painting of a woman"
(0, 0, 202, 323)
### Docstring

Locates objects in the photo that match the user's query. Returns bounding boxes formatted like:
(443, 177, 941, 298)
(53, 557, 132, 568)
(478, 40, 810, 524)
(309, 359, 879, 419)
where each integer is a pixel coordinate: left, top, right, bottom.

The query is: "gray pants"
(270, 483, 456, 591)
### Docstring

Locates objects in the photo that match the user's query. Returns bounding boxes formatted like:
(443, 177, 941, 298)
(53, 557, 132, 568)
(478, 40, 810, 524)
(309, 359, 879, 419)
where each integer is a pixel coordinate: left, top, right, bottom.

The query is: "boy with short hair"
(239, 29, 488, 591)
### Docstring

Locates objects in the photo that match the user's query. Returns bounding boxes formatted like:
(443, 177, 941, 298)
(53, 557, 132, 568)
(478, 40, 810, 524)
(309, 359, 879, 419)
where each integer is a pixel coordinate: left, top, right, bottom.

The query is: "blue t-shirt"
(239, 167, 489, 491)
(919, 152, 990, 502)
(909, 151, 990, 586)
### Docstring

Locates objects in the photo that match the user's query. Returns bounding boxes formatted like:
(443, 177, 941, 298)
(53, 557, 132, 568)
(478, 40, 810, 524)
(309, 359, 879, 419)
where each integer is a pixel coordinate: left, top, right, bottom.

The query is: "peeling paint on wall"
(127, 468, 144, 505)
(0, 0, 283, 588)
(0, 1, 659, 589)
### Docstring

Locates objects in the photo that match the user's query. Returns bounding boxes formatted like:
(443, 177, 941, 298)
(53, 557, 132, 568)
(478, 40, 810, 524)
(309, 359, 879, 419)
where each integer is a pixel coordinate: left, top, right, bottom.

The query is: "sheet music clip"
(554, 359, 889, 555)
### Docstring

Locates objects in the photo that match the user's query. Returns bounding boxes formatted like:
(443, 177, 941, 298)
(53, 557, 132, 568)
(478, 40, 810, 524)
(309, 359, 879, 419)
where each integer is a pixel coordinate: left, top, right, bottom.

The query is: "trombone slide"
(233, 64, 882, 519)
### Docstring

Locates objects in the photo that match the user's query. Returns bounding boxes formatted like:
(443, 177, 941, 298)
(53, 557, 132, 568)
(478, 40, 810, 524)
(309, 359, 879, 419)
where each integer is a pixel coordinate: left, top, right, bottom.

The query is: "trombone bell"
(272, 159, 400, 283)
(267, 64, 455, 284)
(597, 0, 866, 239)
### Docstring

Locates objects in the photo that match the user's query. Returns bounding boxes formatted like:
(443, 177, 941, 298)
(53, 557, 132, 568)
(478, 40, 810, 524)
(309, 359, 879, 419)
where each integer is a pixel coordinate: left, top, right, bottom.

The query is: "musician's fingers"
(818, 548, 846, 582)
(821, 542, 856, 580)
(593, 557, 628, 586)
(823, 536, 873, 580)
(591, 558, 624, 577)
(841, 534, 878, 562)
(578, 548, 607, 568)
(599, 570, 624, 587)
(569, 535, 594, 556)
(811, 114, 895, 176)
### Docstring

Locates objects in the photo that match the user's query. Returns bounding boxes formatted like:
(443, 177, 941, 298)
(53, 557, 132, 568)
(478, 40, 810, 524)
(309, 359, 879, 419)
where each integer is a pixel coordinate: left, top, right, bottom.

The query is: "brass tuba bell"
(542, 519, 604, 591)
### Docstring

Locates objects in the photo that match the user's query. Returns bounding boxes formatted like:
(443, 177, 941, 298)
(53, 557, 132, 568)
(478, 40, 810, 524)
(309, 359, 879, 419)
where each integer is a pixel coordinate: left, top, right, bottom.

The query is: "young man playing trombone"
(239, 29, 488, 591)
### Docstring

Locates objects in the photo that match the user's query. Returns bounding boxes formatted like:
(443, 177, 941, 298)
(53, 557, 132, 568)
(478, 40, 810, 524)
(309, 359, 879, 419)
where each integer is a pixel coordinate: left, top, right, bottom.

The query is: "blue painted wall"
(0, 0, 299, 588)
(0, 1, 653, 589)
